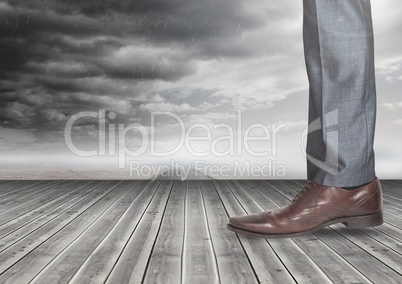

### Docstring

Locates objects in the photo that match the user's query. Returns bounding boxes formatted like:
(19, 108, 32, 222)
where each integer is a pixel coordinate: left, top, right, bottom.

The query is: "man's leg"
(227, 0, 383, 238)
(304, 0, 377, 187)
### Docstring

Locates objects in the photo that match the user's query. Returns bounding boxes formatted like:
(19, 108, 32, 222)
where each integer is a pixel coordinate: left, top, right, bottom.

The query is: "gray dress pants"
(303, 0, 377, 187)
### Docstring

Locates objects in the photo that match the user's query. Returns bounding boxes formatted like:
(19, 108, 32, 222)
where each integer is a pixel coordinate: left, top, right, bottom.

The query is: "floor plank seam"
(28, 181, 130, 283)
(199, 181, 222, 284)
(66, 180, 144, 284)
(0, 181, 122, 279)
(0, 181, 98, 253)
(0, 180, 401, 284)
(140, 180, 175, 283)
(103, 180, 162, 283)
(211, 180, 261, 284)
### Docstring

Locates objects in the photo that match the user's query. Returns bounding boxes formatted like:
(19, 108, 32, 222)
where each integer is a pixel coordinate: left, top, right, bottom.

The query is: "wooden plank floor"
(0, 180, 401, 283)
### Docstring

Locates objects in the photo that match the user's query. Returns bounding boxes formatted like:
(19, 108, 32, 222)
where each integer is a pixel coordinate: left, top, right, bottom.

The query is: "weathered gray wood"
(0, 180, 63, 213)
(180, 180, 219, 283)
(381, 181, 402, 199)
(383, 199, 402, 216)
(0, 180, 125, 283)
(213, 180, 296, 284)
(314, 228, 402, 283)
(29, 180, 147, 284)
(142, 180, 186, 284)
(372, 223, 402, 242)
(0, 180, 41, 195)
(200, 180, 258, 284)
(330, 223, 402, 273)
(0, 180, 60, 200)
(67, 180, 158, 284)
(0, 180, 48, 192)
(382, 192, 402, 204)
(104, 180, 172, 284)
(0, 179, 400, 284)
(0, 180, 86, 226)
(292, 234, 372, 283)
(0, 181, 99, 248)
(384, 212, 402, 229)
(0, 181, 97, 235)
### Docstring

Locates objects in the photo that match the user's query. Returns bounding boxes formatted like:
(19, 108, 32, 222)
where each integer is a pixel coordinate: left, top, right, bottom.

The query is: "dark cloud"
(0, 0, 267, 139)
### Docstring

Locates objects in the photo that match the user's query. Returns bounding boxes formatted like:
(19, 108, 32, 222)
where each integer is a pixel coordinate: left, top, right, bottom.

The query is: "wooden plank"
(373, 225, 402, 245)
(383, 199, 402, 216)
(0, 180, 60, 202)
(232, 180, 333, 284)
(313, 228, 402, 283)
(0, 179, 399, 284)
(0, 181, 13, 186)
(66, 180, 160, 284)
(330, 223, 402, 274)
(142, 180, 186, 284)
(0, 180, 86, 226)
(0, 181, 40, 195)
(199, 180, 258, 283)
(0, 180, 65, 215)
(380, 180, 402, 199)
(29, 180, 147, 284)
(382, 181, 402, 199)
(212, 180, 296, 284)
(384, 212, 402, 229)
(178, 180, 219, 283)
(0, 180, 125, 283)
(104, 180, 173, 284)
(291, 234, 372, 283)
(383, 194, 402, 209)
(0, 181, 97, 235)
(0, 181, 99, 248)
(0, 180, 49, 196)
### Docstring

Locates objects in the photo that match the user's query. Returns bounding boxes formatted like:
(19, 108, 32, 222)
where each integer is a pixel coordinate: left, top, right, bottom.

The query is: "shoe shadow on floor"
(238, 225, 385, 240)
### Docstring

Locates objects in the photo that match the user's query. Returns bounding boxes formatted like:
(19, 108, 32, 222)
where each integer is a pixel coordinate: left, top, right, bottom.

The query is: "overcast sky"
(0, 0, 401, 178)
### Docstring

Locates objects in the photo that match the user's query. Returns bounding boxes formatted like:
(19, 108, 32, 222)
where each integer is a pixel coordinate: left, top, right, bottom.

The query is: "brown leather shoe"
(227, 178, 383, 238)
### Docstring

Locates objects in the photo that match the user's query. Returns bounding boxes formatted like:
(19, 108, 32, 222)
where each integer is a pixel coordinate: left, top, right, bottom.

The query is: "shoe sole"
(227, 211, 383, 239)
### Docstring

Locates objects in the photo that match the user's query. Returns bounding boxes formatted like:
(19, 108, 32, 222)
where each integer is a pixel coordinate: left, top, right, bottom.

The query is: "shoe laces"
(292, 182, 312, 202)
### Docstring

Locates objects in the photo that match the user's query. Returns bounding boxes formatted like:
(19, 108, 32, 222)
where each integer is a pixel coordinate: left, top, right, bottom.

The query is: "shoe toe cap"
(228, 212, 269, 230)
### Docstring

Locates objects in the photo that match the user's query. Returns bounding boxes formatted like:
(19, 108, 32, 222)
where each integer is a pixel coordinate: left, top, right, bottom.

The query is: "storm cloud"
(0, 0, 271, 129)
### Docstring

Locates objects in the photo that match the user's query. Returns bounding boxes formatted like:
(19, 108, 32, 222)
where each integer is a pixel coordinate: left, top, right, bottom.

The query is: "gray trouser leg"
(303, 0, 377, 187)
